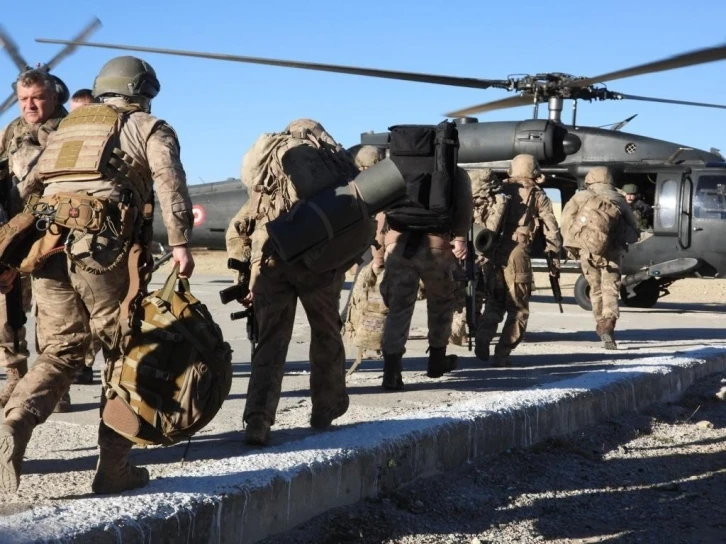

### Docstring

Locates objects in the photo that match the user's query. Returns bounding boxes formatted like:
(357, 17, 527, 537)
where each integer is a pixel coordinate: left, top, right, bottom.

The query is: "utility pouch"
(27, 192, 107, 233)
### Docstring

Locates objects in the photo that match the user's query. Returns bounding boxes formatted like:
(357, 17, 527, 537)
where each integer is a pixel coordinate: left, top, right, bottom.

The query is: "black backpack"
(384, 120, 459, 234)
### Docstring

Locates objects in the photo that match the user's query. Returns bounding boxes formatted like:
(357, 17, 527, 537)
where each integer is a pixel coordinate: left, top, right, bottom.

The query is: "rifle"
(545, 252, 564, 313)
(452, 223, 477, 351)
(219, 258, 257, 357)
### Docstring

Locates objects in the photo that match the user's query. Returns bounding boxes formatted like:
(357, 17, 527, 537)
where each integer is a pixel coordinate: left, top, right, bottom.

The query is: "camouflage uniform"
(561, 167, 639, 349)
(379, 168, 473, 388)
(240, 119, 357, 446)
(0, 105, 66, 407)
(475, 155, 561, 366)
(1, 58, 193, 496)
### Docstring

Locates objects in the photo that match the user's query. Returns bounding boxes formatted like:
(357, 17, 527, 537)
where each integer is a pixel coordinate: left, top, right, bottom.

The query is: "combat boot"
(311, 394, 350, 430)
(0, 408, 35, 493)
(382, 352, 404, 391)
(0, 362, 27, 409)
(91, 447, 149, 495)
(426, 346, 458, 378)
(244, 414, 271, 447)
(597, 319, 618, 350)
(492, 353, 512, 367)
(475, 341, 490, 363)
(54, 392, 71, 413)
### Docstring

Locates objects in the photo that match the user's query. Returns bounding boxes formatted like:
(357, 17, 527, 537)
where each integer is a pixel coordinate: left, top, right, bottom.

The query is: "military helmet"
(285, 118, 338, 147)
(92, 56, 160, 99)
(584, 166, 614, 186)
(509, 154, 541, 179)
(622, 183, 639, 194)
(351, 145, 382, 169)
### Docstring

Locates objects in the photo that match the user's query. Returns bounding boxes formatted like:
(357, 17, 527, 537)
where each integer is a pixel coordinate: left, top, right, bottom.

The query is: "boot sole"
(0, 427, 19, 493)
(600, 333, 618, 350)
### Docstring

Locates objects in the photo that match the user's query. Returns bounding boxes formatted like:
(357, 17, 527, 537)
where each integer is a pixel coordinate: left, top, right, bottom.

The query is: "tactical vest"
(35, 103, 150, 206)
(384, 121, 459, 234)
(500, 179, 538, 246)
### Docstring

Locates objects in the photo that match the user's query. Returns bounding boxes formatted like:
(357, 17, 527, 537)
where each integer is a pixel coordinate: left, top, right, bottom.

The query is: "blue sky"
(2, 0, 725, 185)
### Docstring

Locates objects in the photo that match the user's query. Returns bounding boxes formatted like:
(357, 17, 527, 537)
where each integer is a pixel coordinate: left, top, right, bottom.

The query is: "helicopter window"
(694, 175, 726, 221)
(656, 179, 678, 229)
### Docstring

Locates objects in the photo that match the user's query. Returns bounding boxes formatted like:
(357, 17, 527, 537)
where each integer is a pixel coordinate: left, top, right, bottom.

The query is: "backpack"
(567, 193, 622, 255)
(102, 265, 233, 446)
(342, 262, 388, 351)
(242, 128, 374, 272)
(384, 121, 459, 233)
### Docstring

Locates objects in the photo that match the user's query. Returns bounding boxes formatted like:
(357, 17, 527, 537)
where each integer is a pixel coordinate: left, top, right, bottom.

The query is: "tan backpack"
(343, 263, 388, 351)
(567, 193, 622, 255)
(102, 265, 233, 446)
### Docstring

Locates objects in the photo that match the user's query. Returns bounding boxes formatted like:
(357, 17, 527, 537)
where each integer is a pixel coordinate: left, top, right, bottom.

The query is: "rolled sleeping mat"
(266, 158, 407, 263)
(472, 223, 496, 256)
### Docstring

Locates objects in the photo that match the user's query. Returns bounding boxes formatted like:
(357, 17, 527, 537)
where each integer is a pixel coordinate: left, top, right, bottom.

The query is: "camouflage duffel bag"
(103, 264, 233, 446)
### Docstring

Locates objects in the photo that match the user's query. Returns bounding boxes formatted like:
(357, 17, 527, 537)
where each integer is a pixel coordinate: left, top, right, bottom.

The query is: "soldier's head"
(70, 88, 96, 111)
(622, 183, 639, 204)
(584, 167, 614, 187)
(509, 154, 543, 182)
(15, 69, 58, 124)
(92, 56, 160, 113)
(350, 145, 383, 170)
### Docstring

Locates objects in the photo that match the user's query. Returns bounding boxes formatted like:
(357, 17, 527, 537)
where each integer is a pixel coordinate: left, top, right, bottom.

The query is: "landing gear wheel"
(620, 278, 660, 308)
(574, 274, 592, 311)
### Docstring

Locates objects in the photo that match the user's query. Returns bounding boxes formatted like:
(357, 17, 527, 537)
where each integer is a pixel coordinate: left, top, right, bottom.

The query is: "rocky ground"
(262, 372, 726, 544)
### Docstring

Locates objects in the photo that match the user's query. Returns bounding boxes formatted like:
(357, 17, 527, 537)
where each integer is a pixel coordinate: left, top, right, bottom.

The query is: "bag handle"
(159, 262, 192, 302)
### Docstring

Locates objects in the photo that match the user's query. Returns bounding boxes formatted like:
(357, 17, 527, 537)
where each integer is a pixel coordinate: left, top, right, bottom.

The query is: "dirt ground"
(262, 372, 726, 544)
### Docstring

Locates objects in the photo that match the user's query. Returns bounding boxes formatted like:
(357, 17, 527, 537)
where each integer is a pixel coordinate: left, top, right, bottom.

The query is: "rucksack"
(102, 265, 233, 446)
(567, 193, 622, 255)
(242, 127, 374, 272)
(384, 121, 459, 233)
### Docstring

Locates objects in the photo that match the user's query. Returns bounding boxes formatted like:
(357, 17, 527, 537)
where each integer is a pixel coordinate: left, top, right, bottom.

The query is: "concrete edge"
(4, 348, 726, 544)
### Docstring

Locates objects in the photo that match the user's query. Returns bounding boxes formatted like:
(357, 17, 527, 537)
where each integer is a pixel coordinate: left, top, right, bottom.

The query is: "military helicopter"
(0, 18, 102, 118)
(33, 36, 726, 309)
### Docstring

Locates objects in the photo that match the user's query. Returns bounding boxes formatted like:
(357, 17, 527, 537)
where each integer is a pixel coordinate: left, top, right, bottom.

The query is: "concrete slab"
(0, 272, 725, 543)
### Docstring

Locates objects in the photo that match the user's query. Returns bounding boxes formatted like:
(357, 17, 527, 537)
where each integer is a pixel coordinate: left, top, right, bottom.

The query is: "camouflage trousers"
(0, 274, 32, 369)
(581, 253, 622, 321)
(244, 258, 348, 426)
(475, 243, 532, 357)
(380, 240, 458, 354)
(4, 248, 131, 455)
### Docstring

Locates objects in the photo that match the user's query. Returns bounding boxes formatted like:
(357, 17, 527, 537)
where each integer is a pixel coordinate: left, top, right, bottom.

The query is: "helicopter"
(0, 18, 102, 118)
(33, 36, 726, 310)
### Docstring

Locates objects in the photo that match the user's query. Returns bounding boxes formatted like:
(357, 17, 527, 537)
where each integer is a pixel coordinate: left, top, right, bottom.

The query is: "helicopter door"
(653, 175, 681, 237)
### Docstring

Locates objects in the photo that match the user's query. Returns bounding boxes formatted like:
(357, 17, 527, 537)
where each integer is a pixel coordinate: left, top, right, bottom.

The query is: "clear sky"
(2, 0, 725, 186)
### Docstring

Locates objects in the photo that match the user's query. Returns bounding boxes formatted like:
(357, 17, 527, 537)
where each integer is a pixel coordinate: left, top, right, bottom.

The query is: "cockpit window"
(656, 179, 678, 229)
(694, 175, 726, 221)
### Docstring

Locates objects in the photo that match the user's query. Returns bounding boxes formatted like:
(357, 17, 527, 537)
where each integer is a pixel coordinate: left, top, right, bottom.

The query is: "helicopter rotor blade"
(614, 93, 726, 110)
(0, 91, 18, 117)
(44, 17, 102, 72)
(574, 43, 726, 89)
(34, 39, 512, 91)
(444, 94, 537, 118)
(0, 24, 29, 72)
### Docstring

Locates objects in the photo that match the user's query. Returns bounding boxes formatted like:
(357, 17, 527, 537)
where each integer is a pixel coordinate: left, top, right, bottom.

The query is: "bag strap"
(159, 262, 191, 303)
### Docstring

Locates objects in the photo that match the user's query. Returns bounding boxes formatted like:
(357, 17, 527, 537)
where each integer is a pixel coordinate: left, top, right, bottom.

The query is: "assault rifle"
(545, 251, 563, 313)
(219, 258, 257, 357)
(452, 223, 477, 351)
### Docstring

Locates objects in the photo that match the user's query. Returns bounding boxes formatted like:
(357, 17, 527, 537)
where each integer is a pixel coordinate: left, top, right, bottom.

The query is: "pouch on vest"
(102, 264, 233, 446)
(384, 121, 459, 234)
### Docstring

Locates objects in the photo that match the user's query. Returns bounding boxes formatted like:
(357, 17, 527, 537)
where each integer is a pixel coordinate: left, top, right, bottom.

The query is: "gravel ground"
(262, 372, 726, 544)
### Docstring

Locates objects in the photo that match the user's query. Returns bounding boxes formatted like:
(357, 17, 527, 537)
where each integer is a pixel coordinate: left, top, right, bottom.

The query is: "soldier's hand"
(452, 239, 467, 260)
(172, 245, 195, 278)
(242, 291, 254, 307)
(0, 268, 18, 294)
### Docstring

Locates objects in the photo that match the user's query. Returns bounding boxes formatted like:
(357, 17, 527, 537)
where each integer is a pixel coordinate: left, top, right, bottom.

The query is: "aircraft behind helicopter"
(31, 35, 726, 309)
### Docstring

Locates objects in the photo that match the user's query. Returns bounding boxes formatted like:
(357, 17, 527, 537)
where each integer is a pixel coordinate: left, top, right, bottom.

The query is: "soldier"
(69, 88, 96, 111)
(0, 56, 194, 495)
(561, 167, 639, 349)
(474, 154, 561, 367)
(239, 119, 356, 447)
(380, 168, 473, 390)
(0, 69, 66, 409)
(622, 183, 653, 231)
